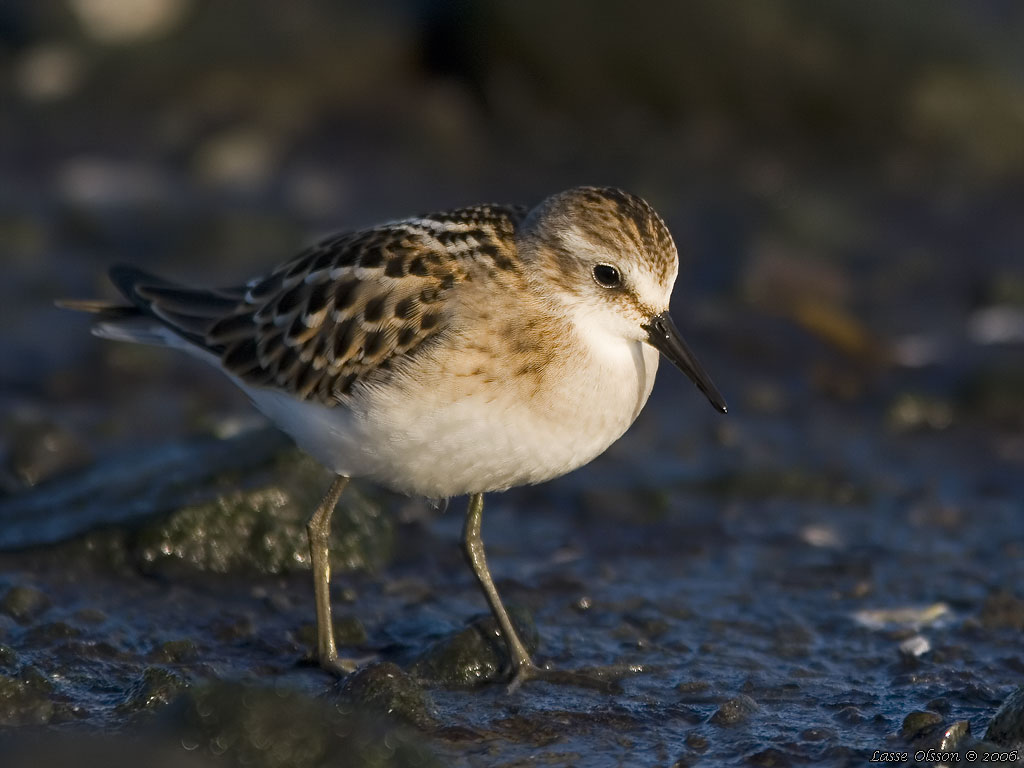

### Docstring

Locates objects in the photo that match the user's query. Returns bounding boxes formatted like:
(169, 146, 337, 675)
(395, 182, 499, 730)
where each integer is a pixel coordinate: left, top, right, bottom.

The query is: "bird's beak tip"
(644, 311, 728, 415)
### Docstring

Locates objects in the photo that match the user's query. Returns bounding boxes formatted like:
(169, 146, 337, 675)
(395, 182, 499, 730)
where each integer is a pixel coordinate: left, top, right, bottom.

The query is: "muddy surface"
(3, 2, 1024, 766)
(1, 391, 1022, 766)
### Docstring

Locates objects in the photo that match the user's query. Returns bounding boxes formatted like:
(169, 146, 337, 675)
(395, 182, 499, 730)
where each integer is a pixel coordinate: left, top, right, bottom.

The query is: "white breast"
(241, 331, 660, 499)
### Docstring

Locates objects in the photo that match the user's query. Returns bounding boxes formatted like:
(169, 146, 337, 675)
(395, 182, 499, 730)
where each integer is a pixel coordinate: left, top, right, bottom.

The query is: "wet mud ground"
(1, 374, 1023, 766)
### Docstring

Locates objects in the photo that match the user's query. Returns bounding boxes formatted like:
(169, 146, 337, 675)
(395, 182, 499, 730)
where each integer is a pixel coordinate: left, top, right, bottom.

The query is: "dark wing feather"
(108, 265, 250, 347)
(105, 204, 528, 405)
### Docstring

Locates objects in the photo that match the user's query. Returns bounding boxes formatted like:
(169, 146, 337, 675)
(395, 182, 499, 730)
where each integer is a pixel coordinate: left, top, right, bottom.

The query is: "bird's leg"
(462, 493, 537, 680)
(307, 475, 356, 676)
(462, 494, 618, 693)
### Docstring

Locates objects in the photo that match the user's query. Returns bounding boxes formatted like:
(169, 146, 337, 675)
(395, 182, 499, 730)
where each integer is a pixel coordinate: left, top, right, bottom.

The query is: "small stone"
(938, 720, 971, 751)
(134, 459, 391, 577)
(710, 694, 758, 726)
(571, 595, 592, 612)
(410, 607, 538, 687)
(337, 662, 437, 730)
(926, 697, 951, 714)
(900, 710, 943, 740)
(684, 732, 709, 751)
(116, 667, 189, 713)
(0, 672, 56, 726)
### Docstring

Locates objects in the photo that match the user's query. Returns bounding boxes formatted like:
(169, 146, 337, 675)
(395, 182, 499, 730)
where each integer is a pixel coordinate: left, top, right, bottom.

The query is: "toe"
(506, 663, 621, 694)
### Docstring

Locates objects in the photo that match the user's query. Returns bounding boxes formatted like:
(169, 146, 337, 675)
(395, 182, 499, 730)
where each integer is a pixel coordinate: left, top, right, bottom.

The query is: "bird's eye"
(592, 264, 621, 288)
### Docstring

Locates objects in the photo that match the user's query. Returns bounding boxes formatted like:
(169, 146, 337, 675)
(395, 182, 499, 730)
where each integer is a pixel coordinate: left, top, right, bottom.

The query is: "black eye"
(592, 264, 621, 288)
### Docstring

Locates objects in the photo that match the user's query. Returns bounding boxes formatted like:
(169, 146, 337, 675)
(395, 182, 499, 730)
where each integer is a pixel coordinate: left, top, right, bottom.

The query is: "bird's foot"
(320, 656, 358, 677)
(506, 662, 622, 694)
(305, 652, 377, 678)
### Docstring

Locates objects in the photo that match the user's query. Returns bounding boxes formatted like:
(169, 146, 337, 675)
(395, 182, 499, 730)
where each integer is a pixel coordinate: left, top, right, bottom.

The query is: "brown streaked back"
(99, 203, 529, 405)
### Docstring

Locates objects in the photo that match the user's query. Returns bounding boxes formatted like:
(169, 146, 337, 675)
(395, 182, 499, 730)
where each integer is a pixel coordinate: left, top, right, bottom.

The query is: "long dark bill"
(643, 311, 728, 414)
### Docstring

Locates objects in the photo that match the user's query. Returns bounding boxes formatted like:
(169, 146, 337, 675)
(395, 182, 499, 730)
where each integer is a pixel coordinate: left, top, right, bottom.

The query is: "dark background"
(1, 2, 1023, 766)
(2, 0, 1024, 448)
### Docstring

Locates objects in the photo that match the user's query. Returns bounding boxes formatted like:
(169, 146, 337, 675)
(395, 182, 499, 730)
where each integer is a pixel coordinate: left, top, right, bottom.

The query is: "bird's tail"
(57, 265, 244, 355)
(55, 297, 176, 347)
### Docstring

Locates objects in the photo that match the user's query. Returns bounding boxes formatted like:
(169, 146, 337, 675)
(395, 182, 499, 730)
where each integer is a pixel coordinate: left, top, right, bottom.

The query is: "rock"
(937, 720, 971, 751)
(336, 662, 437, 730)
(710, 694, 759, 726)
(134, 452, 391, 576)
(986, 685, 1024, 747)
(410, 607, 538, 687)
(116, 667, 190, 713)
(684, 732, 709, 751)
(900, 710, 943, 740)
(0, 672, 56, 726)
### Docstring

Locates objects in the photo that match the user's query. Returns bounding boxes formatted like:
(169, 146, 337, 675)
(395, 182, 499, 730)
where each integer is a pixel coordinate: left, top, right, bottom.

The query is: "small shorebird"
(62, 186, 726, 689)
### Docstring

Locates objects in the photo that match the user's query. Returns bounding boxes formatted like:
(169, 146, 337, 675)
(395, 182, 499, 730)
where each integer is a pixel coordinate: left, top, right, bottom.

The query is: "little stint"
(62, 186, 727, 689)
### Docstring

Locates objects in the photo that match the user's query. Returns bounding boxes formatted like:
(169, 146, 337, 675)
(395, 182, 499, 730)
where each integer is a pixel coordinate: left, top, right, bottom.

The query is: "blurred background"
(1, 1, 1024, 766)
(2, 0, 1024, 462)
(2, 0, 1024, 468)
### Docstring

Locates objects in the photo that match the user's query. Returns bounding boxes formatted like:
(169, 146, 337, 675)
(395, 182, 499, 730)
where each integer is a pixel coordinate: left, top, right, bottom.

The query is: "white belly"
(242, 338, 660, 498)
